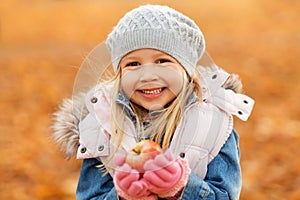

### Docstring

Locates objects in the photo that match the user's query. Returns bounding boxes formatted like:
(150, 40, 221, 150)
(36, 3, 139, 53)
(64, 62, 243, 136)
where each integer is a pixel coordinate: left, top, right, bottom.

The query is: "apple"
(125, 140, 162, 172)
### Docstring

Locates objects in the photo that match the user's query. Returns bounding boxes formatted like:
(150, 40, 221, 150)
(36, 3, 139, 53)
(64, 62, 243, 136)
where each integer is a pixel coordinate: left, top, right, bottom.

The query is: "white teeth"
(141, 88, 162, 94)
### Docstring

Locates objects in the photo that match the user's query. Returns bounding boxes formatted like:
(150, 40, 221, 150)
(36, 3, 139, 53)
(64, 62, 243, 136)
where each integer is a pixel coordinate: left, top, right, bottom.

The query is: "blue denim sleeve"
(181, 130, 242, 200)
(76, 158, 118, 200)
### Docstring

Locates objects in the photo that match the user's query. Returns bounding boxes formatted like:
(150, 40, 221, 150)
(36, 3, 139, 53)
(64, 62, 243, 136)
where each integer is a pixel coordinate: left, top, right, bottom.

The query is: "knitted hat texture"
(106, 4, 205, 76)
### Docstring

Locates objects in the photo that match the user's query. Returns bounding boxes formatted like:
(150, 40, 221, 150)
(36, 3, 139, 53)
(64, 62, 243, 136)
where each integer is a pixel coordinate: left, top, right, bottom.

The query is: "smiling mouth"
(138, 87, 165, 95)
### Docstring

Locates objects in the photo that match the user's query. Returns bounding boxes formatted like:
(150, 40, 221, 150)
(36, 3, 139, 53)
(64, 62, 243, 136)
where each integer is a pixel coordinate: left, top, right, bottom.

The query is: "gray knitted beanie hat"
(106, 4, 205, 76)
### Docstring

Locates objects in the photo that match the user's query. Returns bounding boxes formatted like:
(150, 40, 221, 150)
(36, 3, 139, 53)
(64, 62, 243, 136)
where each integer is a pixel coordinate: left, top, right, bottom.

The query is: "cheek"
(160, 69, 185, 96)
(168, 75, 184, 95)
(120, 71, 137, 99)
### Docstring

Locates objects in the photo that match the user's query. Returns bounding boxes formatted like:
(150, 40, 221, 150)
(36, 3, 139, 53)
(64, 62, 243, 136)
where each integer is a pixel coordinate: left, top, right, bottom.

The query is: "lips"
(137, 87, 165, 97)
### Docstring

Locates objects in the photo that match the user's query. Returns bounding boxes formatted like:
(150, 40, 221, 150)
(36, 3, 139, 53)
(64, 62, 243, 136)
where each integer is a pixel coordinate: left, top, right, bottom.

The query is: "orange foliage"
(0, 0, 299, 199)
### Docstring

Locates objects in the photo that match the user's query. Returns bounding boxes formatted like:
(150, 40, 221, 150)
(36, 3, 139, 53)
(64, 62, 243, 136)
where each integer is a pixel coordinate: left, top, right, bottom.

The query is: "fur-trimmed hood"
(51, 68, 248, 159)
(51, 93, 88, 159)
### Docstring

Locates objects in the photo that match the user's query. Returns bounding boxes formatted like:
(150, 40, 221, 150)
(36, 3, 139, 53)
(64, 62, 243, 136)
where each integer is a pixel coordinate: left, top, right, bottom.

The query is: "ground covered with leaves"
(0, 0, 299, 199)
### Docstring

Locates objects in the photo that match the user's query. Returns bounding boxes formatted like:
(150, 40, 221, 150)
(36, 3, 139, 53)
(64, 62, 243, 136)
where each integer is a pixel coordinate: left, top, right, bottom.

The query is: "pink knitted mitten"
(113, 153, 156, 200)
(143, 149, 191, 198)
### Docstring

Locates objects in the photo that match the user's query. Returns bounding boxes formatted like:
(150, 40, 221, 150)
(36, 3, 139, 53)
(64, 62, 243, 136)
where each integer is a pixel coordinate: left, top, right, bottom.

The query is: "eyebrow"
(121, 56, 139, 61)
(149, 51, 170, 58)
(124, 52, 171, 60)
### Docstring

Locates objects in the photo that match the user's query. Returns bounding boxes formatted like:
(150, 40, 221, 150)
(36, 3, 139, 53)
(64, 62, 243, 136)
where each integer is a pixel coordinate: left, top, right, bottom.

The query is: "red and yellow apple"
(125, 140, 162, 172)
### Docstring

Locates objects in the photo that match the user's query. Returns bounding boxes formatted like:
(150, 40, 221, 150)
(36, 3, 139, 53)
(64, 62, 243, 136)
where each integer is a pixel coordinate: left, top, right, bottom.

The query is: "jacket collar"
(115, 92, 136, 123)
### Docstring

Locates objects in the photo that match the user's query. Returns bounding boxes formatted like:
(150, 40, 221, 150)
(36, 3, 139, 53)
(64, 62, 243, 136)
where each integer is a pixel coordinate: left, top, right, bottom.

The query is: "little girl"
(52, 4, 254, 200)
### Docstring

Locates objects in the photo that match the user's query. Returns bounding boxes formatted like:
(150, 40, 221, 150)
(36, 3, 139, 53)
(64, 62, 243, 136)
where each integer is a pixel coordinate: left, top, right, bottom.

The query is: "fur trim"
(51, 93, 88, 159)
(222, 73, 243, 93)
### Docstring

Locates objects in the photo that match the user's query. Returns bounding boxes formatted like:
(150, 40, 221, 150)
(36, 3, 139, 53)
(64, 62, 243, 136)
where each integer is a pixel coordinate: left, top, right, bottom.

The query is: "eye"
(157, 59, 171, 64)
(125, 62, 140, 67)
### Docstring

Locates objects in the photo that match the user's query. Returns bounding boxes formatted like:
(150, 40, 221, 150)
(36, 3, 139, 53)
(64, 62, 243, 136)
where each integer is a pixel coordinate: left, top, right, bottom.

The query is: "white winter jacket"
(52, 69, 254, 178)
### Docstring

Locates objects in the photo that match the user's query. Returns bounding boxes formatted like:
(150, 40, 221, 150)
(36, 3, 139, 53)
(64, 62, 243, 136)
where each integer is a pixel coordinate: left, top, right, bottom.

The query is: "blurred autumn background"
(0, 0, 299, 199)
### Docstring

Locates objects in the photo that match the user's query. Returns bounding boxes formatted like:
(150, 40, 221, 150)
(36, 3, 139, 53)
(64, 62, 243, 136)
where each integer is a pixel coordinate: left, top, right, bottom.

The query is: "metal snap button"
(91, 97, 98, 103)
(179, 152, 185, 158)
(80, 147, 87, 153)
(98, 145, 104, 152)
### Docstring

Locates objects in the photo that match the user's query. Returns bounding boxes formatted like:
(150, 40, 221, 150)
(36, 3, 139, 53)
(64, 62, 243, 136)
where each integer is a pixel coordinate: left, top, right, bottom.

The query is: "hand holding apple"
(143, 149, 191, 198)
(114, 162, 152, 199)
(113, 140, 162, 200)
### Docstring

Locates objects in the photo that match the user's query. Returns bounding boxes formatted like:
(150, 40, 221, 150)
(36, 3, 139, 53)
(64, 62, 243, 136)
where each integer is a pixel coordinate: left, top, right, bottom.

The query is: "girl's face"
(119, 48, 186, 111)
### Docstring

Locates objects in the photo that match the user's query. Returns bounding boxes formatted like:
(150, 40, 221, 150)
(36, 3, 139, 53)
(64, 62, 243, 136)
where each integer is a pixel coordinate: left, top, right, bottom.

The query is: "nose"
(139, 64, 159, 82)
